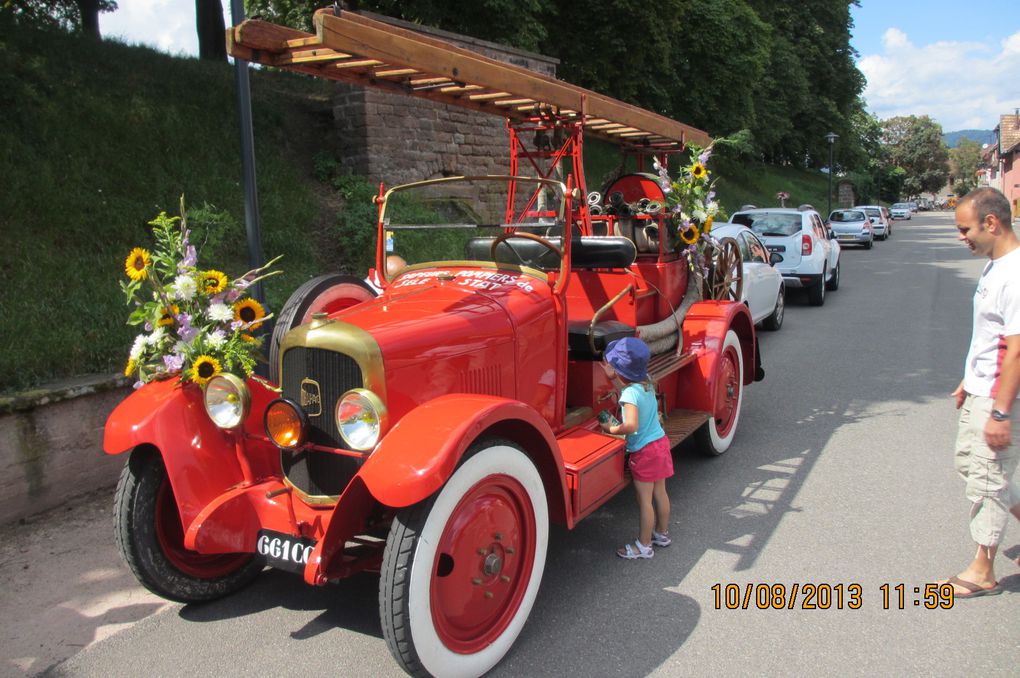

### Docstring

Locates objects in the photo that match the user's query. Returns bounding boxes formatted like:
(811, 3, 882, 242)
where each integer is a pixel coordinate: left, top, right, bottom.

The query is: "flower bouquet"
(654, 144, 724, 282)
(121, 198, 281, 387)
(776, 190, 790, 207)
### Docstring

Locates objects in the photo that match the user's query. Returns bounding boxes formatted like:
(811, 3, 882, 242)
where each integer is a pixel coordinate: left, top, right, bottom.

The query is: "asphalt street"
(2, 211, 1018, 677)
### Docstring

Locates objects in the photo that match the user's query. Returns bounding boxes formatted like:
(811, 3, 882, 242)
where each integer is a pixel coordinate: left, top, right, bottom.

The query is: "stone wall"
(332, 13, 559, 219)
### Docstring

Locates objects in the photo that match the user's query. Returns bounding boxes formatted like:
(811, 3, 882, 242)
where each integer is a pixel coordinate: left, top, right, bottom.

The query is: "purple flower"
(176, 312, 199, 343)
(163, 353, 185, 372)
(698, 149, 712, 164)
(225, 288, 242, 303)
(210, 292, 227, 306)
(144, 321, 153, 332)
(133, 380, 145, 390)
(235, 277, 252, 290)
(707, 191, 716, 201)
(231, 320, 244, 331)
(180, 244, 197, 270)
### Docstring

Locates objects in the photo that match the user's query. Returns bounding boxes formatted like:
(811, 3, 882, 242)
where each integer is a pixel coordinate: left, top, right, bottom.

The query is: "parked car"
(907, 201, 919, 213)
(890, 203, 912, 219)
(729, 206, 840, 306)
(854, 205, 890, 240)
(828, 208, 874, 249)
(712, 223, 785, 330)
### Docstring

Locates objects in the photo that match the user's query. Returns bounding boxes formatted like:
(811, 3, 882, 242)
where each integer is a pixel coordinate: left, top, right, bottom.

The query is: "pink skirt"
(628, 436, 674, 482)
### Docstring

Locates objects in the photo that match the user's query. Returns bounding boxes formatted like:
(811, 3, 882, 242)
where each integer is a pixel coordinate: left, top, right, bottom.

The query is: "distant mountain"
(943, 129, 995, 148)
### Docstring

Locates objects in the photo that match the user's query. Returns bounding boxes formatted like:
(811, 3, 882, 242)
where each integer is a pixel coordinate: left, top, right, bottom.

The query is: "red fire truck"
(105, 9, 761, 677)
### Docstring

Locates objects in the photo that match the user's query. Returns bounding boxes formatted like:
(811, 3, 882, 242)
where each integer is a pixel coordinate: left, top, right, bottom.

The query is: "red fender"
(675, 300, 756, 413)
(103, 378, 280, 531)
(358, 394, 568, 518)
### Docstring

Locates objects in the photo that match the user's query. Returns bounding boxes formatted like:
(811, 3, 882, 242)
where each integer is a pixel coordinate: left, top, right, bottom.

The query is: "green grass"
(0, 19, 836, 393)
(0, 20, 335, 392)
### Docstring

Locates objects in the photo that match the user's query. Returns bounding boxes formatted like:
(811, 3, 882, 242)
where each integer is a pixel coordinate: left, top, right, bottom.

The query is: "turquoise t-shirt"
(619, 382, 666, 452)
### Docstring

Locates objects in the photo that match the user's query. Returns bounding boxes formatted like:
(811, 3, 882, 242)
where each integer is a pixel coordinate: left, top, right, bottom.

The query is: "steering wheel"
(489, 231, 563, 266)
(705, 237, 744, 303)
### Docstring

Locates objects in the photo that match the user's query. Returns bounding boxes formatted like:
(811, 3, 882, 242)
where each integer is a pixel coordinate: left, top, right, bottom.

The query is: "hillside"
(943, 129, 995, 148)
(0, 19, 831, 393)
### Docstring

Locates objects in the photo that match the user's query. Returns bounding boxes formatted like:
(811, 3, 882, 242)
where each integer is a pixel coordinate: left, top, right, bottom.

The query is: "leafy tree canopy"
(881, 115, 950, 197)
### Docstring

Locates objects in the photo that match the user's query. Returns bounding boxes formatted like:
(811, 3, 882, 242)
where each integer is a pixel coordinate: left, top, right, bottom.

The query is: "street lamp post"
(825, 132, 839, 217)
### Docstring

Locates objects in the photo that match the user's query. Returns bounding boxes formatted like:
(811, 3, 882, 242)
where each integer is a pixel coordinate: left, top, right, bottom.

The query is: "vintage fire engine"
(104, 9, 761, 678)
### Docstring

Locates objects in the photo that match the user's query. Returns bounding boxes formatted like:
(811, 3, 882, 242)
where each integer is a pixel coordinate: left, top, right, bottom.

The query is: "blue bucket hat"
(604, 337, 650, 382)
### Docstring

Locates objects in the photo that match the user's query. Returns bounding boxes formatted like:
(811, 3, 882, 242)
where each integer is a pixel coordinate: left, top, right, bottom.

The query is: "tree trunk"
(75, 0, 102, 39)
(196, 0, 227, 61)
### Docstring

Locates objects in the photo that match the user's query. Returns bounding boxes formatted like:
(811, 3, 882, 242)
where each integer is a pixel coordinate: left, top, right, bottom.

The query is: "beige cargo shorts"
(955, 394, 1020, 546)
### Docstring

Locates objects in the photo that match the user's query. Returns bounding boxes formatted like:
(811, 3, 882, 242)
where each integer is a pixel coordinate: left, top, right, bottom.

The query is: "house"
(986, 111, 1020, 220)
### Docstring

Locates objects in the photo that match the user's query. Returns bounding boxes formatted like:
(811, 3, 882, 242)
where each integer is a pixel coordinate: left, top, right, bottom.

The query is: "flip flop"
(948, 575, 1002, 599)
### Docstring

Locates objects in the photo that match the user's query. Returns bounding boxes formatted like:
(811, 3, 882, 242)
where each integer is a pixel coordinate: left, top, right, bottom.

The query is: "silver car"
(890, 203, 911, 220)
(827, 209, 874, 249)
(856, 205, 891, 240)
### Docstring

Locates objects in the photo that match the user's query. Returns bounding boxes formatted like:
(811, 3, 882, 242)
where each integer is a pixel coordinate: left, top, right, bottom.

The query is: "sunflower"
(240, 333, 258, 344)
(124, 359, 137, 378)
(704, 216, 714, 233)
(200, 270, 228, 295)
(680, 224, 701, 245)
(690, 163, 707, 180)
(190, 355, 222, 385)
(233, 298, 266, 329)
(157, 304, 180, 327)
(124, 248, 151, 281)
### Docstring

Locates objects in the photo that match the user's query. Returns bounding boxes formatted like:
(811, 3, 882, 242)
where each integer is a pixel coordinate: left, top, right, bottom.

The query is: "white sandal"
(652, 530, 671, 547)
(617, 540, 653, 559)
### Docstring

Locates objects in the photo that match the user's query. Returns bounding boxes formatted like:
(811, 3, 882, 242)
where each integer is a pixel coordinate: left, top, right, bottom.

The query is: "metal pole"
(230, 0, 265, 305)
(825, 132, 838, 217)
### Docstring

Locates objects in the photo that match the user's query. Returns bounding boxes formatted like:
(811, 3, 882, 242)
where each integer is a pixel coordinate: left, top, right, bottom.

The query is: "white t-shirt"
(963, 246, 1020, 397)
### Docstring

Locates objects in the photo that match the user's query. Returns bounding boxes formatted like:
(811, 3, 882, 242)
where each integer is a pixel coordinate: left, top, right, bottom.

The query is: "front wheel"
(114, 447, 262, 603)
(695, 330, 744, 456)
(380, 441, 549, 678)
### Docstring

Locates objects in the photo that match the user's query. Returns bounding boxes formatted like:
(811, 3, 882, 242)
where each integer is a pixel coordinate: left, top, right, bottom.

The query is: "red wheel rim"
(154, 478, 252, 579)
(430, 474, 536, 654)
(713, 344, 740, 437)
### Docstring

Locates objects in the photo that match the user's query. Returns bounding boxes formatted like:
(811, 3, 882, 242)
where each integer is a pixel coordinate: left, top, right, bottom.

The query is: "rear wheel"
(808, 268, 826, 306)
(762, 287, 784, 331)
(864, 239, 873, 250)
(268, 274, 376, 383)
(695, 330, 744, 455)
(380, 441, 548, 678)
(825, 261, 840, 291)
(114, 447, 262, 603)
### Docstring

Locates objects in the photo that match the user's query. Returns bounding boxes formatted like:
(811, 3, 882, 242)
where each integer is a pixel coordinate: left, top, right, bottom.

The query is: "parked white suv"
(729, 206, 841, 306)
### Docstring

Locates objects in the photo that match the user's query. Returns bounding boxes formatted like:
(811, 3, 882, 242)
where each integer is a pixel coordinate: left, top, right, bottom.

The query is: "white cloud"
(860, 28, 1020, 130)
(100, 0, 234, 58)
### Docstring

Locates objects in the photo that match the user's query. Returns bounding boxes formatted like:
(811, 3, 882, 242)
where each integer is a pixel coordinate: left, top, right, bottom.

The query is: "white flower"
(173, 274, 197, 301)
(147, 326, 167, 346)
(206, 330, 227, 349)
(129, 334, 147, 361)
(208, 303, 233, 322)
(693, 209, 708, 223)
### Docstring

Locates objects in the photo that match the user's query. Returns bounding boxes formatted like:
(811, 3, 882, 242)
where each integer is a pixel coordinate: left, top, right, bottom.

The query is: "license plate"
(766, 245, 785, 253)
(256, 529, 316, 574)
(837, 235, 855, 240)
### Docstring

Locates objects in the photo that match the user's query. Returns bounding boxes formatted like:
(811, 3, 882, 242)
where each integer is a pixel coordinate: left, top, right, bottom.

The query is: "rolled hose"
(636, 267, 704, 355)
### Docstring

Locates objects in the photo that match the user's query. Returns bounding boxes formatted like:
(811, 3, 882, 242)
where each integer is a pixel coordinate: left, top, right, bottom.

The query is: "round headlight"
(265, 398, 306, 449)
(336, 389, 387, 451)
(203, 374, 250, 430)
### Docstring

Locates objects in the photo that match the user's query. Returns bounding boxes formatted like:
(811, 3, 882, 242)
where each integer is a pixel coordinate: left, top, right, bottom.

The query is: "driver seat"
(464, 236, 636, 270)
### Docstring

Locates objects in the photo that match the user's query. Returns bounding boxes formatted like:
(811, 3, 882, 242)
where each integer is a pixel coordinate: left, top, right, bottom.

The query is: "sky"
(99, 1, 1020, 132)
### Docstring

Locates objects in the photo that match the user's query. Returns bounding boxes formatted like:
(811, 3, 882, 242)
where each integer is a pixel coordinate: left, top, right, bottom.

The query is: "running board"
(647, 350, 697, 382)
(662, 409, 710, 446)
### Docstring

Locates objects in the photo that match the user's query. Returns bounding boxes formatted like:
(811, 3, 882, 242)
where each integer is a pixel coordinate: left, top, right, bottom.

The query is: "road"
(3, 211, 1018, 677)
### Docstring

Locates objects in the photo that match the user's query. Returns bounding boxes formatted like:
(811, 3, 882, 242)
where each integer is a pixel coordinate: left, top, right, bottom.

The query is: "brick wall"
(331, 14, 559, 219)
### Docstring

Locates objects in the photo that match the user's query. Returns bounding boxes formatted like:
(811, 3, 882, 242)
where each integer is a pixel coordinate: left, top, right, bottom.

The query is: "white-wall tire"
(695, 330, 744, 456)
(380, 441, 548, 678)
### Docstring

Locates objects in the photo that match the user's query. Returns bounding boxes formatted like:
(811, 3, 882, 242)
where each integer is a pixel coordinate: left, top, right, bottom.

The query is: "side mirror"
(769, 252, 784, 265)
(828, 229, 836, 240)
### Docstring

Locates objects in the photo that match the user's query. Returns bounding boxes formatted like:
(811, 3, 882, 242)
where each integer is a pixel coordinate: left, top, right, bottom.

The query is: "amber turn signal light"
(265, 399, 306, 448)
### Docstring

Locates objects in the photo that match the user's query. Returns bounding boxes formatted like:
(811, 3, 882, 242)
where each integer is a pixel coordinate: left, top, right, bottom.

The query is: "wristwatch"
(990, 408, 1011, 422)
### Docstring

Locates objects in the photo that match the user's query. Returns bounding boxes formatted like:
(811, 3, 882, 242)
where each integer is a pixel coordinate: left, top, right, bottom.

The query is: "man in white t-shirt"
(946, 187, 1020, 598)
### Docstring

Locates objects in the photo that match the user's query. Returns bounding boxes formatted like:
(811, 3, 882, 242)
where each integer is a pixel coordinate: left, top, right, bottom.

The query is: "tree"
(2, 0, 117, 38)
(948, 138, 983, 197)
(881, 115, 949, 197)
(196, 0, 226, 61)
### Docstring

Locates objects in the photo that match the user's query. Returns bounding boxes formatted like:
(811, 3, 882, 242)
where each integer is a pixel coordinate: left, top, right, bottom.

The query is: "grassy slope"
(0, 21, 830, 393)
(0, 21, 336, 391)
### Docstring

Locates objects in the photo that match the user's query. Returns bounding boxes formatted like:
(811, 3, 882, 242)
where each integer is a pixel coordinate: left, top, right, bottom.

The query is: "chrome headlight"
(203, 374, 250, 430)
(336, 388, 387, 451)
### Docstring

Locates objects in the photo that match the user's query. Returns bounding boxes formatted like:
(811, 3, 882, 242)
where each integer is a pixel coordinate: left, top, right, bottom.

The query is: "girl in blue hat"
(600, 337, 674, 559)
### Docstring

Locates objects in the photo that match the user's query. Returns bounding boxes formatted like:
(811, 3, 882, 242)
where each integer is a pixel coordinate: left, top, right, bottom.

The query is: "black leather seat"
(567, 320, 635, 360)
(464, 236, 637, 270)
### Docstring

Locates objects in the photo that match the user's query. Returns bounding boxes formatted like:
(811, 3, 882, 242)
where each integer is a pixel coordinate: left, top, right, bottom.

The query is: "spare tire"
(268, 274, 376, 383)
